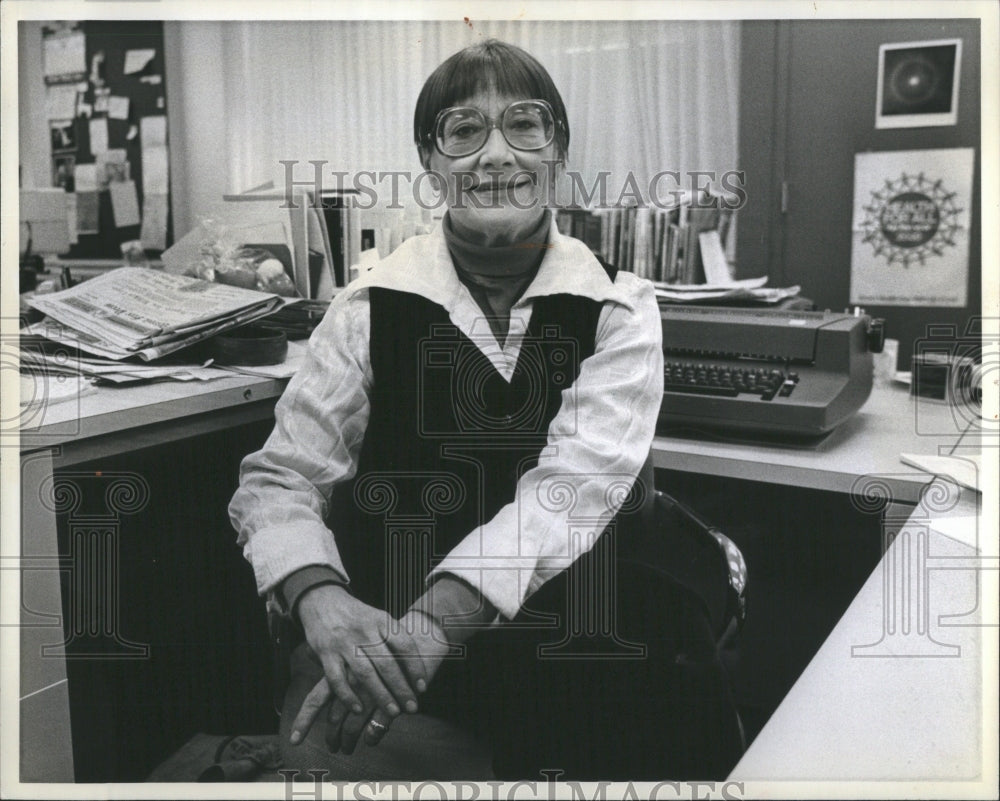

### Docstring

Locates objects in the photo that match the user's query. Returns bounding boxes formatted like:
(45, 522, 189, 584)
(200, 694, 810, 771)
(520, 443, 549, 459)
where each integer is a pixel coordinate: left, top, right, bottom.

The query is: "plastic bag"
(183, 218, 297, 296)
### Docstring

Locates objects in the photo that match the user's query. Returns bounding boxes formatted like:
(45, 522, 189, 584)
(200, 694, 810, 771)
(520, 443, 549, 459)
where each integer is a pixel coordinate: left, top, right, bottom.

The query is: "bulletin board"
(42, 21, 172, 258)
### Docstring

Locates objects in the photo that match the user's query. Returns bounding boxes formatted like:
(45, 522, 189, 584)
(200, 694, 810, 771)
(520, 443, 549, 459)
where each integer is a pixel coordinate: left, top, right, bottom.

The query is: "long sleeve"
(428, 273, 664, 620)
(228, 289, 373, 597)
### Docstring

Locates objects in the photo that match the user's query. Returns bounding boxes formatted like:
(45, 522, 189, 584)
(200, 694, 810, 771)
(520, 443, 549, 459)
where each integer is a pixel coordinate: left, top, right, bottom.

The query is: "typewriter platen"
(658, 306, 885, 439)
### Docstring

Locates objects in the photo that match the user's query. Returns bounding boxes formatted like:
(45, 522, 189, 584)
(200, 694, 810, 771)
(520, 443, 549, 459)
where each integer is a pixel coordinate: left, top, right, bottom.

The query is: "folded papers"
(27, 267, 286, 361)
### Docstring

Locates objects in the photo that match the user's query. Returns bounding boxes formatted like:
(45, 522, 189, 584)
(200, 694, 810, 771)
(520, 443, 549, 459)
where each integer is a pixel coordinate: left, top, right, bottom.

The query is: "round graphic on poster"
(860, 172, 963, 267)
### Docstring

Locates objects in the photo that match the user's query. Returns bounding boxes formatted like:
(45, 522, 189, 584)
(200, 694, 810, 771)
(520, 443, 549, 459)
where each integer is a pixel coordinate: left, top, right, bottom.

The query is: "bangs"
(414, 39, 569, 158)
(434, 45, 547, 108)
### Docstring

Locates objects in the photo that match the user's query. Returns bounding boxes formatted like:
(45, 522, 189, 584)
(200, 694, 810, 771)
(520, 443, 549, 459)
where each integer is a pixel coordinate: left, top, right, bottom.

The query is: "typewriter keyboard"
(664, 361, 799, 401)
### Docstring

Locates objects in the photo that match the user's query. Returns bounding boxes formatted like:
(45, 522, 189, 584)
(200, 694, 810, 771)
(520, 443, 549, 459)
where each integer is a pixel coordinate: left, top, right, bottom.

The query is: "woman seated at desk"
(229, 39, 741, 780)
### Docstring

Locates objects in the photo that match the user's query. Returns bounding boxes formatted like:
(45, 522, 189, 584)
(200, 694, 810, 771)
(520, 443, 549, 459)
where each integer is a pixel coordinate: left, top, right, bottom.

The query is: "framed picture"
(875, 38, 962, 128)
(52, 153, 76, 190)
(49, 118, 76, 152)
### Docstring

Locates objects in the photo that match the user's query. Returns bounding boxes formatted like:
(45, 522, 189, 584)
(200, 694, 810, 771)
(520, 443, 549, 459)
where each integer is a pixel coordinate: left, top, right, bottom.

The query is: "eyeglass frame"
(428, 99, 563, 158)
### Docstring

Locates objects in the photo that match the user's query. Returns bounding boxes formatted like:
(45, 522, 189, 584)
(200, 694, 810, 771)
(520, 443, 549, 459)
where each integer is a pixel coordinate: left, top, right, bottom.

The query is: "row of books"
(555, 198, 734, 285)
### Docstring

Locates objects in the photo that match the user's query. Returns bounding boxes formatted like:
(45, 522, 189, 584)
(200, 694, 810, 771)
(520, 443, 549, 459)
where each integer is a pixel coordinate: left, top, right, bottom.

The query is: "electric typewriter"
(658, 306, 885, 439)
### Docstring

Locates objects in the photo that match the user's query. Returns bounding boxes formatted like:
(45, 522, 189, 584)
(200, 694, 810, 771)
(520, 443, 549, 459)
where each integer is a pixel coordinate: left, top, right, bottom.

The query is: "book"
(684, 203, 722, 285)
(317, 190, 358, 287)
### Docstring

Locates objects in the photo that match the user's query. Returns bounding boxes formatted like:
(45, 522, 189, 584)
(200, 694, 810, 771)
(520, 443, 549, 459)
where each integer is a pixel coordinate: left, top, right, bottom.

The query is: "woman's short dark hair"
(414, 39, 570, 162)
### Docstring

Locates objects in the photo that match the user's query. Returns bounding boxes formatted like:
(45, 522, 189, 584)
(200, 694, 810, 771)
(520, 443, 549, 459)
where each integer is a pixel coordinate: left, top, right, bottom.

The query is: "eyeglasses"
(433, 99, 557, 158)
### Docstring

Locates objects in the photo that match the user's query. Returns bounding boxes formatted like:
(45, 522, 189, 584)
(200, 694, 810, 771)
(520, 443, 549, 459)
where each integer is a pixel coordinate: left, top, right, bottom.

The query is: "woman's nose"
(478, 126, 515, 168)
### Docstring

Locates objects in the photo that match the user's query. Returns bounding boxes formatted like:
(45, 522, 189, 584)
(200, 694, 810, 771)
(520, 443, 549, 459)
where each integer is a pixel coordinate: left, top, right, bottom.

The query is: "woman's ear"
(417, 145, 431, 172)
(418, 147, 443, 193)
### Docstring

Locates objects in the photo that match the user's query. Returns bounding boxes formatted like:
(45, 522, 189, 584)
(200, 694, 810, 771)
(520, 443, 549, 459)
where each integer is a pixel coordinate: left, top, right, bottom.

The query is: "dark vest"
(328, 262, 618, 617)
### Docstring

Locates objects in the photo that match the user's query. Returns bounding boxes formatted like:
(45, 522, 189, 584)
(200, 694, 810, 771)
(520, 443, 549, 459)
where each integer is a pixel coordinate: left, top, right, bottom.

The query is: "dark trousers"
(279, 526, 743, 781)
(414, 526, 742, 780)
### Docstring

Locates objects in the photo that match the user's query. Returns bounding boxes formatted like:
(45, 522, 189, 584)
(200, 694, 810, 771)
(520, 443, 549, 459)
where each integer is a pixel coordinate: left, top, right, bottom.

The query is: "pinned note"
(97, 149, 129, 186)
(50, 120, 76, 152)
(76, 191, 99, 234)
(142, 145, 169, 194)
(140, 194, 169, 250)
(108, 95, 130, 120)
(52, 153, 75, 190)
(141, 115, 167, 145)
(110, 180, 141, 227)
(124, 48, 156, 74)
(139, 74, 162, 85)
(93, 89, 110, 114)
(88, 117, 108, 154)
(126, 124, 138, 140)
(66, 193, 79, 244)
(74, 163, 98, 192)
(43, 31, 86, 78)
(45, 84, 78, 120)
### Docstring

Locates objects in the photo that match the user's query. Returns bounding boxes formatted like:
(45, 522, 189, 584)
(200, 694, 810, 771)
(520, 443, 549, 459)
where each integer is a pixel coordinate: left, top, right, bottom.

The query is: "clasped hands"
(290, 579, 488, 754)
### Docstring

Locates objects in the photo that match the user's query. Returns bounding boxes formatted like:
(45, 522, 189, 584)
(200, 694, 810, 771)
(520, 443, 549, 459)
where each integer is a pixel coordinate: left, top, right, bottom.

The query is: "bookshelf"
(555, 195, 735, 284)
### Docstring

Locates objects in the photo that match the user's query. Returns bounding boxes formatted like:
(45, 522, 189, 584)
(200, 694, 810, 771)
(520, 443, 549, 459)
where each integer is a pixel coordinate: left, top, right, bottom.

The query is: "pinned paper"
(43, 31, 86, 78)
(139, 74, 162, 85)
(124, 48, 156, 74)
(46, 84, 78, 120)
(74, 163, 98, 192)
(88, 117, 108, 154)
(142, 145, 169, 194)
(93, 89, 110, 114)
(66, 193, 79, 244)
(52, 153, 75, 189)
(126, 124, 139, 140)
(50, 120, 76, 152)
(140, 194, 169, 250)
(156, 96, 165, 109)
(108, 96, 130, 120)
(140, 115, 167, 145)
(110, 180, 141, 227)
(76, 191, 99, 234)
(97, 149, 129, 186)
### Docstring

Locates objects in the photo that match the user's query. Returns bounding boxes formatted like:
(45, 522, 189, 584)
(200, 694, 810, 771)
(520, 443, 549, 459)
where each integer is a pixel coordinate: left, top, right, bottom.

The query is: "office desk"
(651, 380, 973, 505)
(20, 372, 287, 466)
(731, 485, 996, 794)
(18, 374, 288, 782)
(15, 376, 992, 788)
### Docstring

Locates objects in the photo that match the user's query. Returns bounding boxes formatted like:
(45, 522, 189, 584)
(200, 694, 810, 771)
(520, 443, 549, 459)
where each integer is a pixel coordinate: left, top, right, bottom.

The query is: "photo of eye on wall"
(875, 38, 962, 128)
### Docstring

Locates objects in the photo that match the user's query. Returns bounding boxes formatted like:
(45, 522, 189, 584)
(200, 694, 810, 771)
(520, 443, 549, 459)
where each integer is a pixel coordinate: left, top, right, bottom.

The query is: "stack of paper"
(27, 267, 286, 361)
(19, 336, 236, 383)
(899, 452, 982, 494)
(653, 276, 801, 304)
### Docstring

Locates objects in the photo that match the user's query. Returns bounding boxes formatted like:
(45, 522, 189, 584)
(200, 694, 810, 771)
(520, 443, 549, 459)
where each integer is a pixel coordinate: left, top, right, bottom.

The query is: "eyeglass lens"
(437, 101, 554, 157)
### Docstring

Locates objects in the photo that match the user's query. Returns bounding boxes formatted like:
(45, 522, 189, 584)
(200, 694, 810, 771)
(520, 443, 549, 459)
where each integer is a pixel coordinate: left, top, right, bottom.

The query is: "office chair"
(628, 455, 748, 645)
(269, 460, 749, 778)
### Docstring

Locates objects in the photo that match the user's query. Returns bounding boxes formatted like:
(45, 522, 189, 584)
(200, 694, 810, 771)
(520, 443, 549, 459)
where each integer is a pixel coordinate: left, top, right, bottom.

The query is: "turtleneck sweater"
(442, 211, 552, 346)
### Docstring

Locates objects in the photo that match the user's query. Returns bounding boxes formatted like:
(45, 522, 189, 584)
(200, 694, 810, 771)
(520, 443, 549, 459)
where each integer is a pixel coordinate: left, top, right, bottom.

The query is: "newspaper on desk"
(27, 267, 286, 361)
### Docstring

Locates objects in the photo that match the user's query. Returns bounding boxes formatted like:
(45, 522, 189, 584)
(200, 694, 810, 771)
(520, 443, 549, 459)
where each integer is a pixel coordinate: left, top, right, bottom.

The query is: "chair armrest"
(651, 490, 748, 640)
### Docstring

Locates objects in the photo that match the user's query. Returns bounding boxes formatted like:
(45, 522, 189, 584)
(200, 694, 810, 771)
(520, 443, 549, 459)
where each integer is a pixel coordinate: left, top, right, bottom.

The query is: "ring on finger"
(368, 719, 388, 732)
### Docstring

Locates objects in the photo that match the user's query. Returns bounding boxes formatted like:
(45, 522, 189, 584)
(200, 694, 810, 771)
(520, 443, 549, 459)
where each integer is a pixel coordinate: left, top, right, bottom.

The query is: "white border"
(876, 38, 963, 129)
(2, 2, 998, 800)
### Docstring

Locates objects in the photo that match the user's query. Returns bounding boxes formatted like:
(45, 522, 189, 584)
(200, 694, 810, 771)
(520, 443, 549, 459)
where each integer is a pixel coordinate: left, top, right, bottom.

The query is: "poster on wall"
(850, 148, 973, 307)
(875, 39, 961, 129)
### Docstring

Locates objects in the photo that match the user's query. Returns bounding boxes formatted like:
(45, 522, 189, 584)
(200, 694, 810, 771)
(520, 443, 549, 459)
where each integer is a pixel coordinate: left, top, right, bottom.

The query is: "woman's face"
(424, 89, 558, 247)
